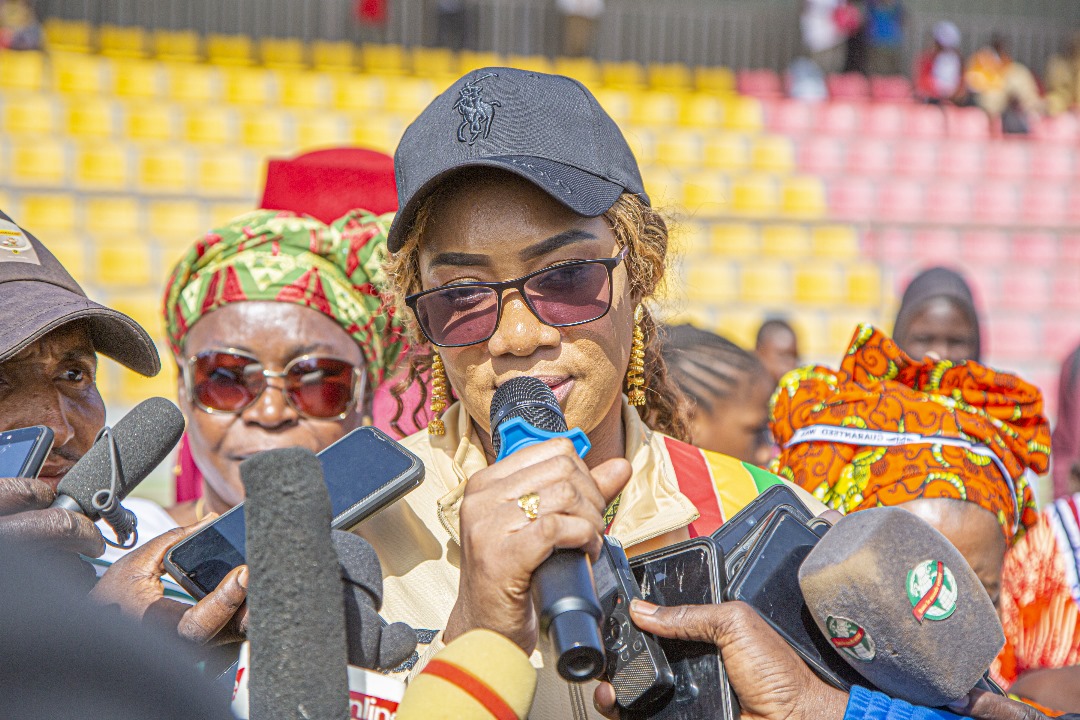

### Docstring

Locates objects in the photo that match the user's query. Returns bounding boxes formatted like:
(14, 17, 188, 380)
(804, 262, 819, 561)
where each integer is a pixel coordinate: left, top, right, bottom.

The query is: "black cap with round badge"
(387, 67, 649, 253)
(0, 211, 160, 377)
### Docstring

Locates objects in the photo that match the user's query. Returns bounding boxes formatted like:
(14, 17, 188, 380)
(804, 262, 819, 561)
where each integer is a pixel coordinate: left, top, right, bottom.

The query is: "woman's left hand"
(90, 520, 248, 646)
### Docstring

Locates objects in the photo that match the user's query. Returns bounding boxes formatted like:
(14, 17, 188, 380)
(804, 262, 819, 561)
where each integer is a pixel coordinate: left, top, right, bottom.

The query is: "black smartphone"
(724, 508, 865, 692)
(710, 483, 813, 580)
(163, 426, 423, 599)
(0, 426, 54, 479)
(595, 537, 674, 711)
(626, 538, 738, 720)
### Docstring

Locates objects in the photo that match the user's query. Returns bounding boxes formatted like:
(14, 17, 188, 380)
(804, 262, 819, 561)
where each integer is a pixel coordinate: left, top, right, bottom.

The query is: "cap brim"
(0, 281, 161, 377)
(387, 155, 628, 252)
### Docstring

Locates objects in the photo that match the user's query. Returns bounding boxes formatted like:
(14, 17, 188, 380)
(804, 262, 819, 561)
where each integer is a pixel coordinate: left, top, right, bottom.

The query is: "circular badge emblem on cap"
(907, 559, 957, 622)
(825, 616, 876, 662)
(0, 232, 30, 252)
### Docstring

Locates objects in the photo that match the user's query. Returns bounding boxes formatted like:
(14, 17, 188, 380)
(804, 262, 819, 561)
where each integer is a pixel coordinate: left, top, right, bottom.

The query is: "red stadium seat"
(863, 103, 906, 138)
(876, 179, 924, 222)
(961, 230, 1010, 263)
(1051, 270, 1080, 311)
(1030, 144, 1075, 180)
(973, 182, 1020, 225)
(906, 105, 947, 139)
(1032, 112, 1080, 143)
(826, 73, 870, 101)
(1010, 232, 1059, 264)
(1000, 266, 1050, 312)
(912, 229, 961, 265)
(986, 315, 1037, 363)
(737, 69, 783, 99)
(845, 138, 891, 175)
(984, 141, 1030, 180)
(925, 181, 972, 224)
(814, 101, 862, 136)
(1020, 186, 1068, 226)
(945, 106, 991, 140)
(863, 227, 909, 258)
(869, 75, 913, 102)
(937, 142, 984, 179)
(763, 98, 817, 135)
(798, 135, 846, 175)
(828, 176, 876, 220)
(893, 140, 937, 177)
(1060, 233, 1080, 264)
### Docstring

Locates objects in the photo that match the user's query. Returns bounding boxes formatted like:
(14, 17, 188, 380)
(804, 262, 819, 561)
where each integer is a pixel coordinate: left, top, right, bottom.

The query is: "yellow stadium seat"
(153, 30, 201, 63)
(680, 171, 728, 213)
(457, 51, 503, 74)
(0, 51, 46, 90)
(95, 244, 152, 287)
(125, 103, 175, 141)
(710, 223, 758, 257)
(52, 53, 105, 95)
(718, 308, 772, 349)
(794, 261, 845, 305)
(332, 74, 384, 111)
(312, 41, 356, 71)
(279, 71, 330, 109)
(44, 236, 86, 280)
(197, 150, 258, 196)
(739, 261, 792, 305)
(591, 88, 631, 125)
(119, 363, 177, 406)
(137, 146, 193, 193)
(113, 60, 163, 98)
(694, 66, 735, 94)
(207, 201, 254, 227)
(296, 113, 347, 149)
(261, 37, 306, 69)
(623, 130, 655, 166)
(349, 120, 399, 154)
(723, 96, 763, 132)
(412, 46, 455, 77)
(601, 61, 645, 89)
(685, 261, 737, 304)
(44, 19, 93, 53)
(99, 25, 147, 58)
(828, 313, 875, 354)
(643, 168, 681, 209)
(675, 222, 711, 255)
(67, 98, 117, 138)
(206, 34, 255, 66)
(167, 63, 218, 103)
(10, 138, 67, 186)
(846, 262, 882, 306)
(679, 93, 723, 128)
(239, 110, 291, 149)
(85, 197, 140, 235)
(507, 55, 553, 74)
(630, 91, 680, 127)
(810, 225, 859, 258)
(361, 44, 408, 75)
(760, 224, 810, 258)
(222, 67, 275, 106)
(183, 106, 236, 145)
(655, 130, 702, 169)
(703, 134, 749, 172)
(384, 77, 438, 116)
(18, 194, 78, 234)
(780, 176, 827, 218)
(647, 63, 692, 91)
(73, 143, 129, 189)
(731, 175, 779, 215)
(553, 57, 600, 86)
(751, 136, 795, 174)
(788, 311, 828, 358)
(148, 200, 206, 243)
(2, 93, 58, 135)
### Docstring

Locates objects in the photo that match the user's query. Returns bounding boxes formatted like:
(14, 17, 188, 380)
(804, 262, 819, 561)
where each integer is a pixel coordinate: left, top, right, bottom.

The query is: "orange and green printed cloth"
(769, 324, 1049, 543)
(163, 208, 405, 383)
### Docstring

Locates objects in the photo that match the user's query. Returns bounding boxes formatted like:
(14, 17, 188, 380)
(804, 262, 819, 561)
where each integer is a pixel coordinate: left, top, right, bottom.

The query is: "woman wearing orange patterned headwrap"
(770, 324, 1080, 701)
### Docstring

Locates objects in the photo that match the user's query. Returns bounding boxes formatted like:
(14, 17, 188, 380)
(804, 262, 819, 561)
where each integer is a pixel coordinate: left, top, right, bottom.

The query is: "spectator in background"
(0, 0, 42, 50)
(663, 324, 775, 467)
(755, 318, 801, 385)
(892, 266, 981, 364)
(1052, 345, 1080, 499)
(864, 0, 905, 76)
(1045, 31, 1080, 116)
(842, 0, 869, 75)
(801, 0, 850, 74)
(965, 33, 1043, 118)
(557, 0, 604, 57)
(914, 21, 963, 103)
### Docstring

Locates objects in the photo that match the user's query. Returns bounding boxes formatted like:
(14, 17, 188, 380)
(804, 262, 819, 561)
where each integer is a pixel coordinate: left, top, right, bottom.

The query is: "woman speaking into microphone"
(360, 68, 817, 719)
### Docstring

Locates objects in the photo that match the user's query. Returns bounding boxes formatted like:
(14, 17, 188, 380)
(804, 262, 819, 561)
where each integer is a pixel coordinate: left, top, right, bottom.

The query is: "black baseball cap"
(0, 211, 160, 377)
(387, 67, 649, 252)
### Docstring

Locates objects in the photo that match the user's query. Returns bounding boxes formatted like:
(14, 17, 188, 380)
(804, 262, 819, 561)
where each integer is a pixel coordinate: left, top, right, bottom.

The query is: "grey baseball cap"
(0, 211, 160, 377)
(387, 67, 649, 252)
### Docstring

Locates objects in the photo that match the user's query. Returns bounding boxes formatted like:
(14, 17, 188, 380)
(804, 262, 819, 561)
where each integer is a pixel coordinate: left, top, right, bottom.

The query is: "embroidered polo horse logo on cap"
(454, 73, 501, 145)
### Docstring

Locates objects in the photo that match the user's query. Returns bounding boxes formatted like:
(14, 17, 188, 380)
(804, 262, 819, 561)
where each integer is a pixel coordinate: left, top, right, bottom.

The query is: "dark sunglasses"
(185, 350, 366, 420)
(405, 247, 629, 348)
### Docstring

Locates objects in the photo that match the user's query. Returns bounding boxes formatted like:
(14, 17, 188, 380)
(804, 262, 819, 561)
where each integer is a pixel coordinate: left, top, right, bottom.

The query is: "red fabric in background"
(356, 0, 388, 25)
(259, 148, 398, 223)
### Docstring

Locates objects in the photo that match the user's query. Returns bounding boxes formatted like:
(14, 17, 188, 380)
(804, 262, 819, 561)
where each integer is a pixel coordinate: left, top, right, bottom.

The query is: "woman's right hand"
(444, 437, 632, 654)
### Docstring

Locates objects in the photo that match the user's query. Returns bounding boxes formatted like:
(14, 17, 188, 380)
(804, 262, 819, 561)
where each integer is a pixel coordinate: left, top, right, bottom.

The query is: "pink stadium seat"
(1051, 270, 1080, 311)
(893, 140, 937, 177)
(1060, 234, 1080, 264)
(1069, 190, 1080, 226)
(863, 103, 906, 138)
(763, 98, 817, 135)
(984, 141, 1030, 180)
(985, 315, 1037, 362)
(945, 106, 991, 140)
(937, 142, 984, 179)
(905, 105, 947, 139)
(925, 181, 972, 224)
(1000, 267, 1050, 312)
(845, 138, 891, 175)
(798, 135, 845, 175)
(876, 179, 924, 222)
(863, 227, 909, 258)
(973, 182, 1020, 225)
(961, 230, 1009, 263)
(1031, 112, 1080, 143)
(828, 176, 876, 220)
(1030, 144, 1075, 180)
(1010, 232, 1059, 264)
(826, 73, 870, 101)
(814, 101, 863, 136)
(869, 75, 913, 102)
(912, 229, 961, 263)
(737, 69, 783, 99)
(1021, 186, 1068, 226)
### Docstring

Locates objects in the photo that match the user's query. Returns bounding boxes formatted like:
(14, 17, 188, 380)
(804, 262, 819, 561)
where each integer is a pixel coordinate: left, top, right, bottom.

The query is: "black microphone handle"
(532, 549, 605, 682)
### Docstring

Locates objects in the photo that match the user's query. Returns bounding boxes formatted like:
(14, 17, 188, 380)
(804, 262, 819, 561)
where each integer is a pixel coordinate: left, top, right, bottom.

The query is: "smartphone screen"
(0, 426, 53, 478)
(710, 483, 812, 557)
(165, 427, 421, 598)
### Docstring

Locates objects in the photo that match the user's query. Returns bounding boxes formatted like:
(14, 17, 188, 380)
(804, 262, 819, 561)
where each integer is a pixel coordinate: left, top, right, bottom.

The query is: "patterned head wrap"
(163, 209, 405, 382)
(770, 324, 1049, 543)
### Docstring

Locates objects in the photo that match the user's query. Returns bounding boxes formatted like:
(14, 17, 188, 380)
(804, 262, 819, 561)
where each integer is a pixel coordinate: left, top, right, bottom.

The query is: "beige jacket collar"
(430, 399, 700, 549)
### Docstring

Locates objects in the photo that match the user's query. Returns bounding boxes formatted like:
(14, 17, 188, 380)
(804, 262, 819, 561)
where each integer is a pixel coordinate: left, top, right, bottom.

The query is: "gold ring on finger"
(518, 492, 541, 521)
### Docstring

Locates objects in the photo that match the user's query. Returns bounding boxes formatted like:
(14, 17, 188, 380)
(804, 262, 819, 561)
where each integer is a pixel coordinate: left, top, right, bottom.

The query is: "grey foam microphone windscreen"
(489, 376, 566, 457)
(798, 506, 1004, 707)
(52, 397, 185, 520)
(243, 448, 349, 720)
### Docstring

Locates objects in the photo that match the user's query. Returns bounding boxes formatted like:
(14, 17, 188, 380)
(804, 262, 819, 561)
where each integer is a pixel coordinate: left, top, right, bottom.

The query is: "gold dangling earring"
(428, 352, 448, 435)
(626, 305, 647, 407)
